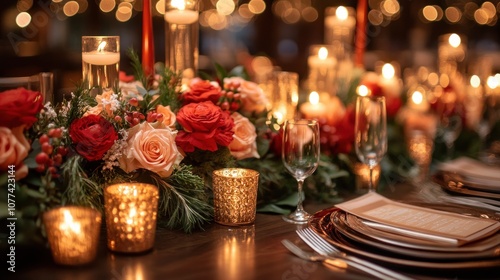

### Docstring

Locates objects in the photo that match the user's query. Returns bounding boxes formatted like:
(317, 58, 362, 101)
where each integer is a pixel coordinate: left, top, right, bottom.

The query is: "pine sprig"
(127, 48, 147, 87)
(60, 155, 103, 211)
(151, 166, 212, 233)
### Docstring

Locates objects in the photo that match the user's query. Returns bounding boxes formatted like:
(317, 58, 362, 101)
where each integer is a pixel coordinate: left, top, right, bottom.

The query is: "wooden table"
(9, 184, 500, 280)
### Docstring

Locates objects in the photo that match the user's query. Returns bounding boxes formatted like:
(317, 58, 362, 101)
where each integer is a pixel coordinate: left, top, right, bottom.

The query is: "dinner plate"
(330, 211, 500, 260)
(309, 207, 500, 270)
(439, 157, 500, 182)
(433, 174, 500, 200)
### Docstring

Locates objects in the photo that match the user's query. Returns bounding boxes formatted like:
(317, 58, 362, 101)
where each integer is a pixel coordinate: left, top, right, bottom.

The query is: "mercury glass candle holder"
(213, 168, 259, 226)
(354, 162, 381, 193)
(104, 183, 159, 253)
(406, 130, 434, 182)
(42, 206, 102, 266)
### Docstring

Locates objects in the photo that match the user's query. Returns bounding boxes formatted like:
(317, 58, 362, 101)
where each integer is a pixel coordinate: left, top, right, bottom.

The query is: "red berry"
(56, 146, 68, 156)
(35, 153, 49, 165)
(48, 128, 63, 138)
(129, 98, 139, 107)
(39, 134, 49, 144)
(221, 102, 230, 110)
(36, 164, 45, 173)
(41, 142, 53, 154)
(53, 154, 63, 165)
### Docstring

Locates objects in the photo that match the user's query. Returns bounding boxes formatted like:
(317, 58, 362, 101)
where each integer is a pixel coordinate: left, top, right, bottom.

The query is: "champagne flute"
(282, 119, 320, 224)
(437, 102, 463, 160)
(354, 96, 387, 192)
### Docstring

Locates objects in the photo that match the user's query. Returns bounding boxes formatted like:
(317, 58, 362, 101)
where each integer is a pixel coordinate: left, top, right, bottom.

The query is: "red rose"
(69, 115, 118, 161)
(176, 101, 234, 152)
(269, 129, 283, 157)
(182, 78, 222, 105)
(0, 87, 44, 128)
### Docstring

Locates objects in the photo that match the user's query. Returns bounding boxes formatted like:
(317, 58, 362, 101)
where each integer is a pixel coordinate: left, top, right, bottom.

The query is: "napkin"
(335, 192, 500, 246)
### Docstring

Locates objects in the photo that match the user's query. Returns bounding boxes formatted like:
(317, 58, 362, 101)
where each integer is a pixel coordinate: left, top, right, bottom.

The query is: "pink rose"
(224, 77, 268, 113)
(119, 122, 183, 178)
(0, 126, 30, 179)
(229, 112, 260, 160)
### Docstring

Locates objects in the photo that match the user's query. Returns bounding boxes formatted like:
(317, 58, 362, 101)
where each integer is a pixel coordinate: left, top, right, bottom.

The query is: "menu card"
(335, 193, 500, 246)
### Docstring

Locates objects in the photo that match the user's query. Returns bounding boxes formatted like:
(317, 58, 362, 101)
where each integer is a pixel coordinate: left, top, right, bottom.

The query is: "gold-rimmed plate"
(309, 207, 500, 270)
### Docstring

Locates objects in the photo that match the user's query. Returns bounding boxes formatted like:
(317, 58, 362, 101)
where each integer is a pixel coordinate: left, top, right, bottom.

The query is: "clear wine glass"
(282, 119, 320, 224)
(354, 96, 387, 193)
(437, 103, 463, 160)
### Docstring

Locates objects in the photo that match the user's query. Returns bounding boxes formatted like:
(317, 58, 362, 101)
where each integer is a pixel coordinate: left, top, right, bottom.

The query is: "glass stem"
(368, 166, 374, 192)
(296, 179, 305, 212)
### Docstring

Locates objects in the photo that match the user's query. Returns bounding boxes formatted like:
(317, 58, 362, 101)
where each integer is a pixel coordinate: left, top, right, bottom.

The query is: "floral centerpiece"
(0, 52, 345, 248)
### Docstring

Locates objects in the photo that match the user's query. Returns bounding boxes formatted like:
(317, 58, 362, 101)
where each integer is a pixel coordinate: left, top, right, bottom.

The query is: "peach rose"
(229, 112, 260, 160)
(224, 77, 268, 114)
(156, 105, 176, 127)
(119, 122, 183, 178)
(0, 126, 30, 179)
(85, 89, 119, 117)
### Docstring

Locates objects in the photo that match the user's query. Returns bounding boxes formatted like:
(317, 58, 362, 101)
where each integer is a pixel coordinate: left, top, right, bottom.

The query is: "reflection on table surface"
(10, 183, 500, 280)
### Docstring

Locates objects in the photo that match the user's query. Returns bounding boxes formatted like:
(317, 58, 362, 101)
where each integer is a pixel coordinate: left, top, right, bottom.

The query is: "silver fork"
(297, 227, 415, 280)
(282, 239, 393, 279)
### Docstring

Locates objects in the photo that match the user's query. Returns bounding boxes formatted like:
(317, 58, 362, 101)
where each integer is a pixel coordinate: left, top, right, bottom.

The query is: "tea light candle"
(308, 46, 335, 70)
(42, 206, 101, 266)
(212, 168, 259, 226)
(104, 183, 159, 253)
(300, 91, 327, 120)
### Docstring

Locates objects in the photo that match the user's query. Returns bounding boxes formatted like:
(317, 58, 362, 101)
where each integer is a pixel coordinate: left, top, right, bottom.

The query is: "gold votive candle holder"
(213, 168, 259, 226)
(353, 163, 381, 193)
(42, 206, 102, 266)
(104, 183, 159, 253)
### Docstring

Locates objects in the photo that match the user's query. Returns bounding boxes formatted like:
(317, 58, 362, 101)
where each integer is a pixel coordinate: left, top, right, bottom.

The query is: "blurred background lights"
(63, 1, 79, 17)
(16, 12, 31, 28)
(100, 0, 116, 13)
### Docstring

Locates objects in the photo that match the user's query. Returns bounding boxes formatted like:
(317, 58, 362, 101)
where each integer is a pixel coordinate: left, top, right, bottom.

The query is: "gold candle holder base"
(213, 168, 259, 226)
(104, 183, 159, 253)
(43, 206, 102, 266)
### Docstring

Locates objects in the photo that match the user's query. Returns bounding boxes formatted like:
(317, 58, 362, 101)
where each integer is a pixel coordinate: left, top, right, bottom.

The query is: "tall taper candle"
(355, 0, 367, 68)
(142, 0, 155, 79)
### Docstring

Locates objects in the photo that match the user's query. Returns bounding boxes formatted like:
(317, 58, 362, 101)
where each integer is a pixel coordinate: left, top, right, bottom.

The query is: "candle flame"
(309, 91, 320, 105)
(172, 0, 186, 10)
(357, 85, 369, 96)
(412, 91, 424, 105)
(382, 63, 395, 79)
(336, 6, 348, 21)
(318, 47, 328, 60)
(470, 75, 481, 88)
(97, 41, 107, 52)
(61, 210, 81, 234)
(273, 111, 284, 124)
(487, 76, 498, 89)
(448, 33, 461, 48)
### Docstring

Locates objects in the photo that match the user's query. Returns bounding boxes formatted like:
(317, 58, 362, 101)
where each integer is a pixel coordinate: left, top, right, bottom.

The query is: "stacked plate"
(309, 204, 500, 270)
(434, 157, 500, 199)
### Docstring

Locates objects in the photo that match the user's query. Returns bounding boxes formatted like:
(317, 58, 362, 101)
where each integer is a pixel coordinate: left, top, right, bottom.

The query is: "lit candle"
(213, 168, 259, 226)
(465, 75, 483, 128)
(379, 63, 402, 98)
(43, 206, 101, 266)
(324, 6, 356, 34)
(82, 42, 120, 65)
(164, 0, 199, 24)
(408, 90, 429, 112)
(300, 91, 327, 120)
(104, 183, 159, 253)
(357, 85, 369, 96)
(308, 46, 336, 69)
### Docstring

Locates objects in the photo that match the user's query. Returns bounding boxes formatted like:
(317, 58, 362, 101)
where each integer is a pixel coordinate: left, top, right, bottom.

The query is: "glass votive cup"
(104, 183, 159, 253)
(213, 168, 259, 226)
(353, 163, 381, 193)
(42, 206, 102, 266)
(81, 35, 120, 93)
